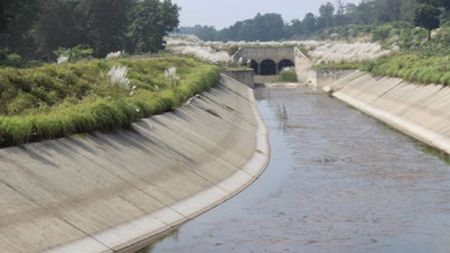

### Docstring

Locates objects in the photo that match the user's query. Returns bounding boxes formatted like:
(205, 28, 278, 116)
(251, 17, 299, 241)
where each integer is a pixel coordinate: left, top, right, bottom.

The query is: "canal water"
(138, 87, 450, 253)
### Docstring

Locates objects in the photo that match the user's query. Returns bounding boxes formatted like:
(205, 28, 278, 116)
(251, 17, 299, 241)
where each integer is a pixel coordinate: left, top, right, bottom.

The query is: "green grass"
(277, 68, 298, 82)
(314, 61, 363, 71)
(362, 53, 450, 86)
(0, 56, 219, 146)
(314, 53, 450, 86)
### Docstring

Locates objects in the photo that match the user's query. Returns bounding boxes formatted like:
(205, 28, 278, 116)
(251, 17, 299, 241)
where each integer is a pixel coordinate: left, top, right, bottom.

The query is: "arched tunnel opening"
(250, 60, 259, 75)
(278, 59, 295, 72)
(260, 59, 277, 76)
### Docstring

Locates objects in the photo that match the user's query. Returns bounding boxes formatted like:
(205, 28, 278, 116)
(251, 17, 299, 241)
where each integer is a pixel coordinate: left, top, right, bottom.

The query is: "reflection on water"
(136, 229, 180, 253)
(137, 87, 450, 253)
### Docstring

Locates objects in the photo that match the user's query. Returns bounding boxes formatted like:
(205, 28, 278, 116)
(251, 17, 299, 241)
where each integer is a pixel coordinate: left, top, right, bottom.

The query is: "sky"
(172, 0, 362, 29)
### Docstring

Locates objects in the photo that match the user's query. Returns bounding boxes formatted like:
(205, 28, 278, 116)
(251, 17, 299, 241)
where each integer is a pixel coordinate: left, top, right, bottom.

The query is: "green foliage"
(0, 56, 219, 146)
(128, 0, 179, 53)
(0, 50, 23, 67)
(314, 61, 362, 71)
(53, 45, 94, 62)
(316, 52, 450, 87)
(32, 0, 86, 59)
(363, 53, 450, 86)
(1, 0, 180, 63)
(180, 13, 285, 41)
(77, 0, 134, 57)
(373, 24, 394, 41)
(318, 2, 335, 29)
(414, 3, 441, 40)
(277, 68, 298, 82)
(179, 0, 449, 42)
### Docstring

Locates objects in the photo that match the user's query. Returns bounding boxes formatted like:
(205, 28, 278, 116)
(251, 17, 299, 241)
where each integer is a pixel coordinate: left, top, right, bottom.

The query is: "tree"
(335, 0, 346, 25)
(354, 1, 376, 25)
(214, 13, 284, 41)
(32, 0, 86, 59)
(253, 13, 284, 41)
(78, 0, 134, 57)
(159, 0, 180, 45)
(384, 0, 402, 22)
(288, 19, 305, 38)
(319, 2, 335, 28)
(414, 3, 441, 40)
(0, 0, 40, 58)
(128, 0, 179, 53)
(303, 13, 317, 35)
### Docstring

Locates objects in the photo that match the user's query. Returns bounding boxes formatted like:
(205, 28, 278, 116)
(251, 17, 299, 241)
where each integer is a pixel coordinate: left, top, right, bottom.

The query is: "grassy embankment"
(277, 68, 298, 82)
(0, 56, 219, 146)
(314, 24, 450, 86)
(315, 54, 450, 86)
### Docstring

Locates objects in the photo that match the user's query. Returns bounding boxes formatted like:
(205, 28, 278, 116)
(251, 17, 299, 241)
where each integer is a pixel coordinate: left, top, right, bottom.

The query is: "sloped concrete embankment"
(324, 71, 450, 154)
(0, 74, 269, 253)
(222, 70, 255, 88)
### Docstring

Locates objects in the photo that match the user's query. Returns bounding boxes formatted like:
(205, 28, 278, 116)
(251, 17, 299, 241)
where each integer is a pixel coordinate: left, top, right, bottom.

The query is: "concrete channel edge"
(43, 76, 270, 253)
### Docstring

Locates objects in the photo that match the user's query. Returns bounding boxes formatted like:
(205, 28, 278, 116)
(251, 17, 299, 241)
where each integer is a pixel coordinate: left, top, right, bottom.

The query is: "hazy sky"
(172, 0, 362, 29)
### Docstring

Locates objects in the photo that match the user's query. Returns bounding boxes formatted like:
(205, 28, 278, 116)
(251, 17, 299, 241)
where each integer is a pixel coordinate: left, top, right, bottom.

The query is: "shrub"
(373, 24, 394, 42)
(0, 50, 24, 68)
(278, 68, 298, 82)
(54, 45, 95, 63)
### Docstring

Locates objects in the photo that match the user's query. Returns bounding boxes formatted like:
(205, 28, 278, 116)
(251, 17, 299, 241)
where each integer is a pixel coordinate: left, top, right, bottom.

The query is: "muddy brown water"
(138, 87, 450, 253)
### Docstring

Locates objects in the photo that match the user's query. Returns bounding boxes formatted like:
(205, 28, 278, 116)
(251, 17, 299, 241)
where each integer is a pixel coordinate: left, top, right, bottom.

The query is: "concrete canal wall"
(222, 70, 255, 88)
(324, 71, 450, 155)
(0, 75, 269, 253)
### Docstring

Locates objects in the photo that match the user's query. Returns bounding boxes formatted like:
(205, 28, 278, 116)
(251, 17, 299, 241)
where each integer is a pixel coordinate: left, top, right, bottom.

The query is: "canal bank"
(139, 87, 450, 253)
(0, 75, 269, 253)
(323, 71, 450, 155)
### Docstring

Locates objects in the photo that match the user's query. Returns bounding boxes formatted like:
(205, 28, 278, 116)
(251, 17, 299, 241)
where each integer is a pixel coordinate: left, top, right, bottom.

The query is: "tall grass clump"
(277, 67, 298, 82)
(0, 56, 219, 146)
(108, 65, 130, 90)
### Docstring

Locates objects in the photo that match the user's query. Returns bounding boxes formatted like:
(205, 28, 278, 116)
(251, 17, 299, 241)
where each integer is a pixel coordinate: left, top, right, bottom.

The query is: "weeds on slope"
(277, 68, 298, 82)
(315, 53, 450, 86)
(0, 56, 219, 146)
(362, 54, 450, 86)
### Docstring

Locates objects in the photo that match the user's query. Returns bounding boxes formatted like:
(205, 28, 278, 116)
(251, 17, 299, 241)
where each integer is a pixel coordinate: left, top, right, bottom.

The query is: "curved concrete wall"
(222, 70, 255, 88)
(0, 75, 269, 253)
(324, 71, 450, 154)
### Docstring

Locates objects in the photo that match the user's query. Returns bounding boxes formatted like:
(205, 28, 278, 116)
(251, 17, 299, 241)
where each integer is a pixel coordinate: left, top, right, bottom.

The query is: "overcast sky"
(172, 0, 362, 29)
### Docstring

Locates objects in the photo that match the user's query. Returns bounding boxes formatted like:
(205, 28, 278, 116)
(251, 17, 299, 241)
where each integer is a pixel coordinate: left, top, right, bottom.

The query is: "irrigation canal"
(137, 87, 450, 253)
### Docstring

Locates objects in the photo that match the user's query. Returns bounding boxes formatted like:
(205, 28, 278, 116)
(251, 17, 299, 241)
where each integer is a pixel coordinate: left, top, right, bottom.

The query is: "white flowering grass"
(168, 45, 232, 64)
(165, 66, 180, 89)
(165, 35, 394, 64)
(310, 41, 392, 63)
(57, 55, 69, 64)
(108, 65, 130, 90)
(106, 51, 123, 60)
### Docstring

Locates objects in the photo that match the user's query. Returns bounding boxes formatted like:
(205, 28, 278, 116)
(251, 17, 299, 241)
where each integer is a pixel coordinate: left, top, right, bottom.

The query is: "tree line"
(0, 0, 179, 62)
(178, 0, 450, 41)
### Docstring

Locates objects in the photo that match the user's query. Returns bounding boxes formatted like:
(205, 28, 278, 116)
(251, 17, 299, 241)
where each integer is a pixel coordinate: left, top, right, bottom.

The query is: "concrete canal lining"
(0, 75, 269, 253)
(324, 71, 450, 155)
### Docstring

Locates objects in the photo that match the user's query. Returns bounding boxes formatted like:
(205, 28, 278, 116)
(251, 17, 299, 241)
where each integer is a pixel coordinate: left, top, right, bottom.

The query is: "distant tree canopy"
(178, 0, 449, 42)
(179, 13, 284, 42)
(0, 0, 179, 60)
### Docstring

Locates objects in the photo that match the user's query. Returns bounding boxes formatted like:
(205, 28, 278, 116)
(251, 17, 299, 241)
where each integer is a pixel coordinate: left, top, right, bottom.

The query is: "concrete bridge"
(232, 46, 313, 83)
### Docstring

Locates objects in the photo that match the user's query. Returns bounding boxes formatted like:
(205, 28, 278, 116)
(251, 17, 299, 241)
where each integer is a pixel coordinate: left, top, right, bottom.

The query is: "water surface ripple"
(140, 87, 450, 253)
